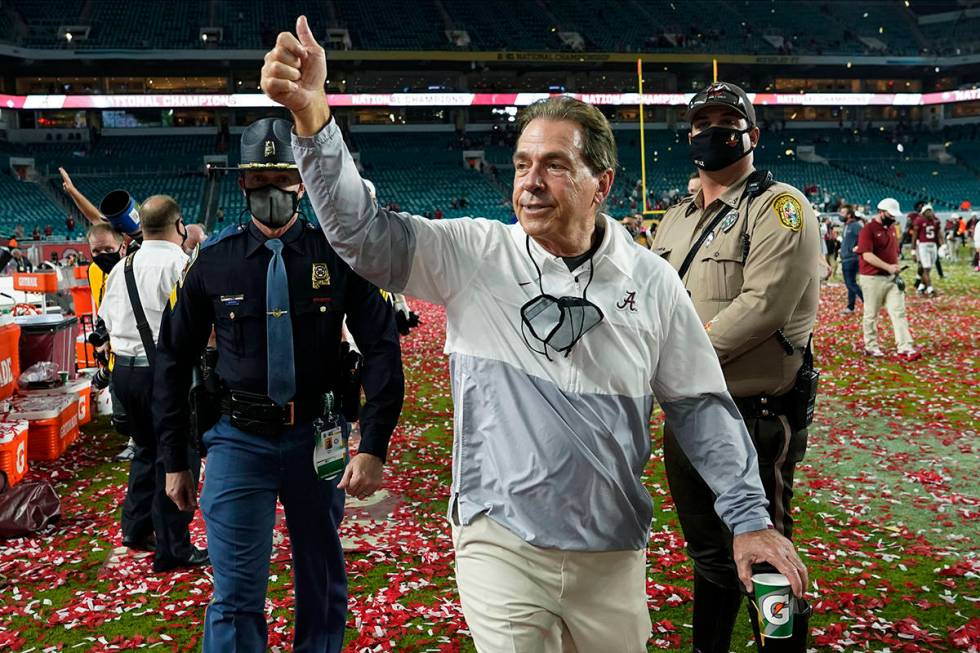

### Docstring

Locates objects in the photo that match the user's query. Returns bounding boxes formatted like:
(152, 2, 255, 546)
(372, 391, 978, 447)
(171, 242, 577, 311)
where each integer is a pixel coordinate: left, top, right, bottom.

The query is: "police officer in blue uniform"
(153, 117, 404, 653)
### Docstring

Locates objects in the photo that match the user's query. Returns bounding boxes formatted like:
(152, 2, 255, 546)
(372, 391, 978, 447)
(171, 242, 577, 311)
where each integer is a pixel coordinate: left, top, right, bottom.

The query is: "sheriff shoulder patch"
(772, 194, 804, 232)
(312, 262, 331, 289)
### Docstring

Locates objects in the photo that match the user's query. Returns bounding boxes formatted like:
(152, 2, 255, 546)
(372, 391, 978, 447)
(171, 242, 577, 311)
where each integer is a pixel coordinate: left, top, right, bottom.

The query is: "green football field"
(0, 256, 977, 652)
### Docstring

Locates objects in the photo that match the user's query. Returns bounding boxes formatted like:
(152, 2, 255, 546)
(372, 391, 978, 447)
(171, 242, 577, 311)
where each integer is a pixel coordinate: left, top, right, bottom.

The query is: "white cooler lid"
(8, 395, 75, 420)
(0, 420, 29, 445)
(14, 314, 71, 327)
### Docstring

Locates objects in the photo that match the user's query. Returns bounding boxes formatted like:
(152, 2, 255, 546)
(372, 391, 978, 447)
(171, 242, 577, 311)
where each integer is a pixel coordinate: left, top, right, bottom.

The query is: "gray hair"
(517, 96, 618, 177)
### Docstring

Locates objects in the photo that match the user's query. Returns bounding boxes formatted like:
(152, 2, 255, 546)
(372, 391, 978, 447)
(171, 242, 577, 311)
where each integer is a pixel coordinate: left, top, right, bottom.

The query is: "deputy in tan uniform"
(653, 82, 819, 653)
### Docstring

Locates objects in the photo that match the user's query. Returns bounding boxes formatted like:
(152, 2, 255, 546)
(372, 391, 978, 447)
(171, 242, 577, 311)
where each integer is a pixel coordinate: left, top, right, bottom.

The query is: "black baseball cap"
(686, 82, 756, 126)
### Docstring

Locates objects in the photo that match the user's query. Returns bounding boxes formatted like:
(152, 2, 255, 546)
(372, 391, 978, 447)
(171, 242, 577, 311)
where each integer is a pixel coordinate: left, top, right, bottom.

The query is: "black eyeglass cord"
(525, 234, 599, 298)
(525, 235, 546, 296)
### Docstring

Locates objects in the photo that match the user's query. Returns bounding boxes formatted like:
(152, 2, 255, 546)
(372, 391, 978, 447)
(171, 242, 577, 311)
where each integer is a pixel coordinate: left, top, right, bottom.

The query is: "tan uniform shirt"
(652, 169, 819, 397)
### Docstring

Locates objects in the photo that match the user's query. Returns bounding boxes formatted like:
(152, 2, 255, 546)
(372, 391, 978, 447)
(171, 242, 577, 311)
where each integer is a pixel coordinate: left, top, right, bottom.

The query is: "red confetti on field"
(0, 267, 977, 651)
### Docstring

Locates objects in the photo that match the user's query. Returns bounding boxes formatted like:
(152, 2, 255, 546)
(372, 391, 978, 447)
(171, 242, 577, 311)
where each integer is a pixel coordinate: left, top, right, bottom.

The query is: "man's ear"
(593, 168, 615, 206)
(297, 182, 306, 201)
(748, 126, 761, 148)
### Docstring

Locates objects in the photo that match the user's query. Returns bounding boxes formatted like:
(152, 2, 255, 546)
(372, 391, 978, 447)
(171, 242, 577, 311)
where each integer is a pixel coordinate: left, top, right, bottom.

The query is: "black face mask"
(882, 216, 896, 227)
(688, 126, 754, 172)
(176, 219, 188, 247)
(246, 185, 299, 229)
(92, 251, 121, 274)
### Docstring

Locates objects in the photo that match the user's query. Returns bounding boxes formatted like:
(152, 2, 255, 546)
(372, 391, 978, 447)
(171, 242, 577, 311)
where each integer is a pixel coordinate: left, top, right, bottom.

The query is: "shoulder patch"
(772, 193, 804, 232)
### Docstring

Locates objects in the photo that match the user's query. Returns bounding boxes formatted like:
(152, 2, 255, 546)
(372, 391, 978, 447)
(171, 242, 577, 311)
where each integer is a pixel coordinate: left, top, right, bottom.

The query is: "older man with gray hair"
(261, 16, 808, 651)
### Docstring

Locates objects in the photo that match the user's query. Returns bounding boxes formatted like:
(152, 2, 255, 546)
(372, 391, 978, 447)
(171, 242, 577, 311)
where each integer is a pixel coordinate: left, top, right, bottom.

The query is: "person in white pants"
(260, 20, 811, 651)
(855, 198, 920, 361)
(912, 204, 942, 296)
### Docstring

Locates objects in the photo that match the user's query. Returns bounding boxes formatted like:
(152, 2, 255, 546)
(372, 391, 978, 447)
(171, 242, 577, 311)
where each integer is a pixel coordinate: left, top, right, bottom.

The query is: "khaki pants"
(452, 512, 650, 653)
(858, 274, 913, 351)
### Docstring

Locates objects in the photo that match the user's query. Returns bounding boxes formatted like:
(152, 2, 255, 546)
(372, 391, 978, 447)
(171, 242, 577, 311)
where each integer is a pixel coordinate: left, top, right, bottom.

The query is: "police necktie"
(264, 238, 296, 406)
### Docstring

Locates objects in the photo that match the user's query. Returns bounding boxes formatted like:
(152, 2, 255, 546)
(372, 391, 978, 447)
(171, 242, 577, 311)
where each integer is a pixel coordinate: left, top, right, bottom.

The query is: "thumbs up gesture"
(261, 15, 330, 134)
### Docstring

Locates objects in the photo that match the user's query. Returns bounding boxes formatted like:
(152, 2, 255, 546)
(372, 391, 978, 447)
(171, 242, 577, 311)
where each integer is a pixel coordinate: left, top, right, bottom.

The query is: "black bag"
(0, 481, 61, 539)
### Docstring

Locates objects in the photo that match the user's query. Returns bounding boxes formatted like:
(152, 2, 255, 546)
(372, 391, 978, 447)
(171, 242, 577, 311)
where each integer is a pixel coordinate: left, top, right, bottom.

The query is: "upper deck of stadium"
(0, 0, 976, 57)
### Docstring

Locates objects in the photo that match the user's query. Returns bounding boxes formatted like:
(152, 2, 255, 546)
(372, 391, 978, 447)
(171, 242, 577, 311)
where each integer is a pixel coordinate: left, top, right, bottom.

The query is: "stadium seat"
(0, 0, 928, 54)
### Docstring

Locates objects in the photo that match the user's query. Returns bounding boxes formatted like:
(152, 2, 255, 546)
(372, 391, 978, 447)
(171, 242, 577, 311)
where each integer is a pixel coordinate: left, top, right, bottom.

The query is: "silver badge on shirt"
(720, 209, 740, 233)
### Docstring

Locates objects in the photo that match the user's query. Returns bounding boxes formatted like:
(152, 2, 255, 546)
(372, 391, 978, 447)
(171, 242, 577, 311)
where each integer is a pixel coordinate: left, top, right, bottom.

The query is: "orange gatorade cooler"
(0, 320, 21, 400)
(70, 285, 94, 317)
(28, 377, 94, 426)
(0, 420, 29, 490)
(12, 272, 59, 294)
(9, 395, 80, 461)
(76, 334, 97, 369)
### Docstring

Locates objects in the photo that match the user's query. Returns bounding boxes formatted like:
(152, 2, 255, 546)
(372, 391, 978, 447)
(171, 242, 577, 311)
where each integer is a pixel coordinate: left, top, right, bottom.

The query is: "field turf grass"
(0, 257, 977, 652)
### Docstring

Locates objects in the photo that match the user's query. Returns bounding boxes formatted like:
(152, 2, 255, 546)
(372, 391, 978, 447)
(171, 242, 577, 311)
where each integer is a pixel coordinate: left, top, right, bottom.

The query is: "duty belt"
(220, 390, 325, 435)
(732, 391, 793, 420)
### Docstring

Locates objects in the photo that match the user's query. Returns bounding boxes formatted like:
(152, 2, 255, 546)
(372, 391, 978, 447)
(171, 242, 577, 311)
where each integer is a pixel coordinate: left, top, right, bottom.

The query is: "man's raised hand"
(260, 15, 329, 134)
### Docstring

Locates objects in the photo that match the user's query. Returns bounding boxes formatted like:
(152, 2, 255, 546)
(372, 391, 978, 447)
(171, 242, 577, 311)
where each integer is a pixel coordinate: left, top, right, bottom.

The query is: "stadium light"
(65, 32, 72, 43)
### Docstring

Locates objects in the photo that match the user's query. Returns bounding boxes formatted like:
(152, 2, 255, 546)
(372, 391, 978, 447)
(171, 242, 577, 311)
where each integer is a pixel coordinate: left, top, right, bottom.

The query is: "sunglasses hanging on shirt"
(520, 235, 604, 360)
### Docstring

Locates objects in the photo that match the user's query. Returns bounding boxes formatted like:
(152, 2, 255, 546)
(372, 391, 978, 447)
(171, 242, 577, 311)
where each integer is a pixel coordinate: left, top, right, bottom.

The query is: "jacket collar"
(245, 217, 305, 258)
(136, 239, 185, 255)
(514, 213, 637, 280)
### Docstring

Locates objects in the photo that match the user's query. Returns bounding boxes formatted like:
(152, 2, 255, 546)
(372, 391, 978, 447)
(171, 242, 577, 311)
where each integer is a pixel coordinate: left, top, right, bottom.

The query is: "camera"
(88, 322, 110, 349)
(88, 320, 112, 389)
(92, 366, 111, 390)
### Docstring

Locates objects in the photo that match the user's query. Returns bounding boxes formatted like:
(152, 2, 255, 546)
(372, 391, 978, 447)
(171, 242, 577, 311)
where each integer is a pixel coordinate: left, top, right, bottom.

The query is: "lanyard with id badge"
(313, 392, 348, 480)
